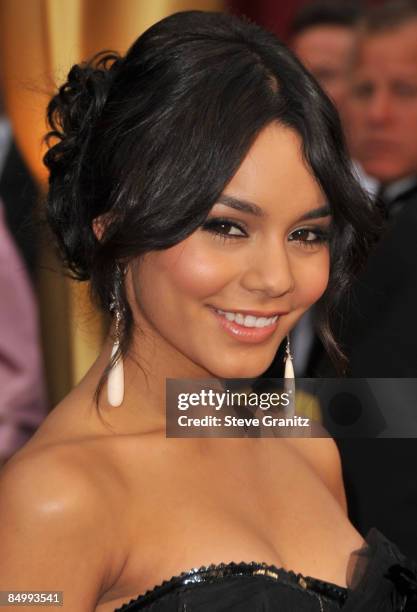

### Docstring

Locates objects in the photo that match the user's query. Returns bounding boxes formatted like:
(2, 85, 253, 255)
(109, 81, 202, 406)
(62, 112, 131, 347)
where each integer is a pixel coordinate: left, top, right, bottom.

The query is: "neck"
(79, 325, 216, 434)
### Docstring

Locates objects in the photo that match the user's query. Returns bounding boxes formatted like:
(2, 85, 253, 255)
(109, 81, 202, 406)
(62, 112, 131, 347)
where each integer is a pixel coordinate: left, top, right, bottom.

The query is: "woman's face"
(129, 123, 331, 378)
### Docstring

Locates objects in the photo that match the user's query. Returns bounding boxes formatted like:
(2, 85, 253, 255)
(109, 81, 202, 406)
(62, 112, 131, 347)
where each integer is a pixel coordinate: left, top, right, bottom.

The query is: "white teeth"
(243, 315, 257, 327)
(215, 309, 279, 328)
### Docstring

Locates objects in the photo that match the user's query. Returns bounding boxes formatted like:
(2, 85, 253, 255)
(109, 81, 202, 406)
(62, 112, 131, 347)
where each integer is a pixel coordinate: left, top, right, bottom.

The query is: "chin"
(363, 162, 407, 184)
(207, 358, 275, 380)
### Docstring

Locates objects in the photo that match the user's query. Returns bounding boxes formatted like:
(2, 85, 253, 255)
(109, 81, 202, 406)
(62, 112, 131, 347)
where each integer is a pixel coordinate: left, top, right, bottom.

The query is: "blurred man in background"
(347, 0, 417, 215)
(341, 0, 417, 374)
(290, 1, 377, 197)
(290, 1, 362, 125)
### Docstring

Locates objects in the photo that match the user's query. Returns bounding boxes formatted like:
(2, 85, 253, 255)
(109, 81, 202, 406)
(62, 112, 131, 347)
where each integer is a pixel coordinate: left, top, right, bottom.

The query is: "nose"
(366, 89, 393, 125)
(240, 238, 295, 298)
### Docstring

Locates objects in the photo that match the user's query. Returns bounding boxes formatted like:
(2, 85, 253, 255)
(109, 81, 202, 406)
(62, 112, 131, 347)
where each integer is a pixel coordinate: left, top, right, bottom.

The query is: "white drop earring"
(284, 334, 295, 416)
(284, 334, 295, 379)
(107, 295, 124, 407)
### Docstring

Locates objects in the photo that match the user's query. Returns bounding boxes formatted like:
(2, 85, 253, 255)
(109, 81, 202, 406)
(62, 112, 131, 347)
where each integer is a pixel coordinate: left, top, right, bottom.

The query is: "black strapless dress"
(114, 529, 417, 611)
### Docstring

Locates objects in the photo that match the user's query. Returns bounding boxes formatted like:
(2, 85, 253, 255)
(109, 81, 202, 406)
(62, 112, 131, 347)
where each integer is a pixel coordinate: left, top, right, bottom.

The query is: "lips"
(209, 306, 289, 317)
(208, 306, 287, 344)
(363, 139, 400, 153)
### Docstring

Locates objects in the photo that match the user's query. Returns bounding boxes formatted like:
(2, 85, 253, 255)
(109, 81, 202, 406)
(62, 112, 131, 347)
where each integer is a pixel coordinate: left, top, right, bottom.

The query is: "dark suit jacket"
(0, 140, 38, 279)
(322, 183, 417, 560)
(343, 182, 417, 376)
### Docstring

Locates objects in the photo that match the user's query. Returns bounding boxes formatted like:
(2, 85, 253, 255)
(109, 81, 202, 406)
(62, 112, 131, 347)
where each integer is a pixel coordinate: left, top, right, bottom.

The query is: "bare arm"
(0, 448, 117, 611)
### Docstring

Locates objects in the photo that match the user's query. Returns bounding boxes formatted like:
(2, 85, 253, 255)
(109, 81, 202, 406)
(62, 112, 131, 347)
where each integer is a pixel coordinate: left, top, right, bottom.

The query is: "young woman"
(0, 11, 416, 612)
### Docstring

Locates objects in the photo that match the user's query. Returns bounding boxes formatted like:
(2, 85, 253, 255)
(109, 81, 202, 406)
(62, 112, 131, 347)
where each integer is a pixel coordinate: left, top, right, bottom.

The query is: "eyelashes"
(201, 217, 331, 248)
(202, 218, 247, 239)
(287, 227, 330, 248)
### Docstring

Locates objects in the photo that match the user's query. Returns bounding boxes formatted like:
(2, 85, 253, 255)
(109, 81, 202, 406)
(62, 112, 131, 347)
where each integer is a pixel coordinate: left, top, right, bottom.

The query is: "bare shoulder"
(1, 398, 132, 538)
(0, 441, 127, 610)
(285, 435, 348, 513)
(1, 441, 107, 508)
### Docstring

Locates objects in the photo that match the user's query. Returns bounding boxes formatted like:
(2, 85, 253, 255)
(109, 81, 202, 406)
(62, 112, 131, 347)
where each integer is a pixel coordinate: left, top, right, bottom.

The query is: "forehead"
(356, 22, 417, 76)
(225, 123, 323, 211)
(293, 25, 356, 60)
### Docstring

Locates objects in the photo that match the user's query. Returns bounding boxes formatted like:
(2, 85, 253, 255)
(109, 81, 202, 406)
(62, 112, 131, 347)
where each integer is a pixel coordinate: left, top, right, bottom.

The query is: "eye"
(352, 82, 374, 99)
(392, 82, 417, 98)
(288, 227, 330, 248)
(201, 217, 248, 240)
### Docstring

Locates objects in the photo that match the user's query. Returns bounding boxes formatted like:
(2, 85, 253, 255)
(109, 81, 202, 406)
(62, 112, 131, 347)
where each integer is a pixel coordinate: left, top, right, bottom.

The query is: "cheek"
(161, 242, 230, 299)
(347, 104, 368, 132)
(293, 251, 330, 307)
(402, 125, 417, 157)
(136, 236, 237, 307)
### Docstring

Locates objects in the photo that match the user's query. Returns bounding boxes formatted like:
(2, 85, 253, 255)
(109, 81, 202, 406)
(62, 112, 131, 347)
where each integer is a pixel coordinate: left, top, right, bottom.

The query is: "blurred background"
(0, 0, 407, 462)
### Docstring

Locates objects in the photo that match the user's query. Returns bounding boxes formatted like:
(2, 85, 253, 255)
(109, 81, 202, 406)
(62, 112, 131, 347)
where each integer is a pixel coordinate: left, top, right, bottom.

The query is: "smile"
(209, 306, 284, 344)
(215, 308, 278, 328)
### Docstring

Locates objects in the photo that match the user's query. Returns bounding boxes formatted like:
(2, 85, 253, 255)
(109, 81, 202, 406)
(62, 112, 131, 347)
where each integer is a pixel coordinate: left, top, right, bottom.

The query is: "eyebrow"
(298, 204, 332, 220)
(217, 195, 264, 216)
(216, 195, 331, 221)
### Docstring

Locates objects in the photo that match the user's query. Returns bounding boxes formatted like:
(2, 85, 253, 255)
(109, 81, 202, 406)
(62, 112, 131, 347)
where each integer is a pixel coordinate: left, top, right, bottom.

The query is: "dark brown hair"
(360, 0, 417, 35)
(290, 1, 362, 38)
(43, 10, 382, 408)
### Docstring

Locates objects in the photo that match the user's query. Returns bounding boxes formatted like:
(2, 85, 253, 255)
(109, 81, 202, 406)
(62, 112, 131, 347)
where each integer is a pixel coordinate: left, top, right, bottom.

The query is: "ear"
(92, 213, 110, 242)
